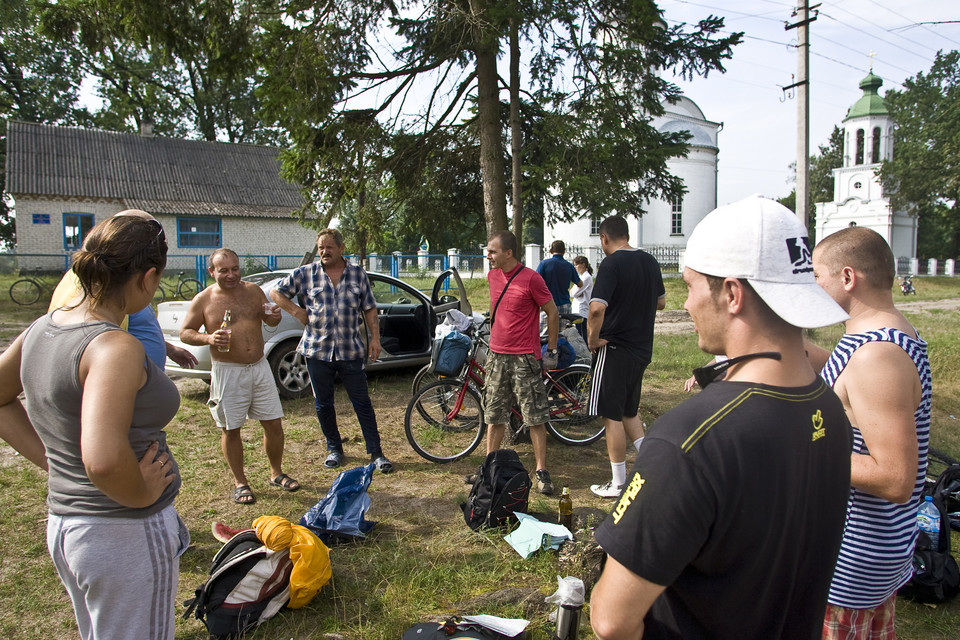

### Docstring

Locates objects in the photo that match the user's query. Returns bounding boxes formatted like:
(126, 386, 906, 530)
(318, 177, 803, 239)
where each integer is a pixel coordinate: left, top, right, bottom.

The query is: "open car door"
(430, 267, 472, 317)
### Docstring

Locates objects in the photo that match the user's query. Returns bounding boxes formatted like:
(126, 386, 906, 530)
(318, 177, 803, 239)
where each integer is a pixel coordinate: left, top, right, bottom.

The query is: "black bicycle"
(9, 269, 57, 305)
(152, 271, 205, 303)
(927, 446, 958, 486)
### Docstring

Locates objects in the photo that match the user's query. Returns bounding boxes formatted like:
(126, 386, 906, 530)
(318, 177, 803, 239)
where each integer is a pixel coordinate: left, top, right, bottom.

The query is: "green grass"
(1, 274, 960, 638)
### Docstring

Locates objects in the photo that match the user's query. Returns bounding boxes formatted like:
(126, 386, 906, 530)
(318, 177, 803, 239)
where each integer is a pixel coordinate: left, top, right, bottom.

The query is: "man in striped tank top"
(809, 227, 932, 639)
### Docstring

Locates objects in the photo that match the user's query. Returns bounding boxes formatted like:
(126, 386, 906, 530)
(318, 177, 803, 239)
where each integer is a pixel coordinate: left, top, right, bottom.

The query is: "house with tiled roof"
(4, 120, 317, 273)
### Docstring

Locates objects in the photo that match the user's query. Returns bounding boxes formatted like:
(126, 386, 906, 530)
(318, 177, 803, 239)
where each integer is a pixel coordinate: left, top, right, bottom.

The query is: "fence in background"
(0, 251, 489, 287)
(5, 250, 952, 282)
(897, 256, 957, 276)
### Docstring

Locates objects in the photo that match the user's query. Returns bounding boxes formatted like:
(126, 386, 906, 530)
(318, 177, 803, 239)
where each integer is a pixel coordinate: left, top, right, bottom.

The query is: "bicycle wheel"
(177, 278, 204, 300)
(411, 364, 450, 395)
(152, 284, 167, 304)
(544, 364, 605, 445)
(9, 279, 41, 305)
(405, 380, 485, 463)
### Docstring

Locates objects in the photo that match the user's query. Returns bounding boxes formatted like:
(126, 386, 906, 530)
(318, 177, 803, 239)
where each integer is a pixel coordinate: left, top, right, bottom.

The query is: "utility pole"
(785, 2, 819, 226)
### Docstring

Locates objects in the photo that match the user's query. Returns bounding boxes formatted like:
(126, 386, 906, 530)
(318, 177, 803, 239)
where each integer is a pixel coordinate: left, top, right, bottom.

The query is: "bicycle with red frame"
(403, 319, 603, 463)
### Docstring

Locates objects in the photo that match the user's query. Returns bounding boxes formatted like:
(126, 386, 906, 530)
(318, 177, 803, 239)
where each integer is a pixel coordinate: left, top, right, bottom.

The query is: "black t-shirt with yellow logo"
(595, 378, 852, 640)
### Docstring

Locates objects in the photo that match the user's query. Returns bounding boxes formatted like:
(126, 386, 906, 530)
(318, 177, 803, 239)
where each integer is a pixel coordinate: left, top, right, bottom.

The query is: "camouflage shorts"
(482, 352, 549, 426)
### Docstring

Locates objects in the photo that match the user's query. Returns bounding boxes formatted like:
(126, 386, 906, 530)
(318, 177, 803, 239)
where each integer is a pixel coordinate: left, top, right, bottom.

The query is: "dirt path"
(894, 298, 960, 312)
(654, 309, 696, 335)
(653, 297, 960, 336)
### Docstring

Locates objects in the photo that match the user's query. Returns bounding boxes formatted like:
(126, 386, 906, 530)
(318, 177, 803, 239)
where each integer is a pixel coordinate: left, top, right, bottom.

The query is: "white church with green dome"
(814, 69, 918, 263)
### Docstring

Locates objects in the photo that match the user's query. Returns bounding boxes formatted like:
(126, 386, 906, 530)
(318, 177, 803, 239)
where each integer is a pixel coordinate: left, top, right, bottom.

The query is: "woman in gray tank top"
(0, 212, 188, 640)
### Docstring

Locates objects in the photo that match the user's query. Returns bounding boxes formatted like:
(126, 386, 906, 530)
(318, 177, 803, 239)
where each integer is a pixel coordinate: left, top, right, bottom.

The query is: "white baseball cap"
(684, 195, 849, 328)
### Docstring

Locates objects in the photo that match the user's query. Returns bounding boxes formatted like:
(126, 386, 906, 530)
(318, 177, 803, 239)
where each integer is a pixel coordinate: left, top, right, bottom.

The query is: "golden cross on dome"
(868, 50, 876, 71)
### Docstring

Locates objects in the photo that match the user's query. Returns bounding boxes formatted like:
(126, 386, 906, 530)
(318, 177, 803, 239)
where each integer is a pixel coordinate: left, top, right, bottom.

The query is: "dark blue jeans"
(305, 358, 382, 457)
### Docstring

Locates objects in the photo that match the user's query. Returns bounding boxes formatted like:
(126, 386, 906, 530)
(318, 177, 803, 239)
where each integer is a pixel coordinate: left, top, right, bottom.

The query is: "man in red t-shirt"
(476, 231, 559, 494)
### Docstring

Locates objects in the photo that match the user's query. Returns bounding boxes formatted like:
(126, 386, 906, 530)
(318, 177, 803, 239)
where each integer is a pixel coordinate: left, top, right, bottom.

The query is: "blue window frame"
(177, 217, 221, 248)
(63, 213, 95, 251)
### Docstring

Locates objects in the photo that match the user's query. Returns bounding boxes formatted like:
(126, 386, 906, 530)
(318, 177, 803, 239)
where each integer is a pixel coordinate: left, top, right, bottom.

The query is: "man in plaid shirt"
(271, 228, 393, 473)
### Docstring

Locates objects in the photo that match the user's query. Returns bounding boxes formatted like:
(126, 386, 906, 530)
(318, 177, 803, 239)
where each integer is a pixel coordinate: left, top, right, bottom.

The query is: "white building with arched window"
(543, 95, 720, 271)
(814, 70, 917, 262)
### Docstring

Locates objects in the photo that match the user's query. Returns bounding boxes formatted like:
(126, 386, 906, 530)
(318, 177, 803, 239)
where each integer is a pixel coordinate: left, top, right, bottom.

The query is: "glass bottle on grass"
(558, 487, 573, 529)
(218, 310, 232, 353)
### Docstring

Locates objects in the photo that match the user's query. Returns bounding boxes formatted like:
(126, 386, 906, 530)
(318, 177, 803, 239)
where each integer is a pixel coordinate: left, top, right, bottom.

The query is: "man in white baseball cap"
(591, 195, 853, 639)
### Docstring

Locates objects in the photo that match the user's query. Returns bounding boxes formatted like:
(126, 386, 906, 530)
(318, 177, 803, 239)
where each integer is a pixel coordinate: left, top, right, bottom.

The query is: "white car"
(158, 267, 472, 398)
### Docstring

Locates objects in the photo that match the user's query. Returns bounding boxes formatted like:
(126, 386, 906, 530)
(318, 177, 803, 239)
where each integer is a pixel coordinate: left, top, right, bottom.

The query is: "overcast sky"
(658, 0, 960, 206)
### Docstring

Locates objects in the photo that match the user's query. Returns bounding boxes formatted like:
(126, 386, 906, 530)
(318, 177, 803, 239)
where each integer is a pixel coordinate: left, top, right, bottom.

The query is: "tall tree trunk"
(474, 43, 508, 237)
(509, 17, 522, 246)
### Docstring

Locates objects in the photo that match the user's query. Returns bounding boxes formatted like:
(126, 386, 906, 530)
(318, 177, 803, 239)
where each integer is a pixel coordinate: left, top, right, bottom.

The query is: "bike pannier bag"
(431, 330, 472, 376)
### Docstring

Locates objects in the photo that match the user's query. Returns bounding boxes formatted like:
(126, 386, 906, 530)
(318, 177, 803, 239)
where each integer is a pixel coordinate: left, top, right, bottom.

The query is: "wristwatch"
(546, 349, 558, 356)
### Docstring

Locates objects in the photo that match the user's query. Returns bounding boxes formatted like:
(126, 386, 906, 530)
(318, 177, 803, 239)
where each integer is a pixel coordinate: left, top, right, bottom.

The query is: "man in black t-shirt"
(587, 216, 665, 498)
(590, 196, 853, 640)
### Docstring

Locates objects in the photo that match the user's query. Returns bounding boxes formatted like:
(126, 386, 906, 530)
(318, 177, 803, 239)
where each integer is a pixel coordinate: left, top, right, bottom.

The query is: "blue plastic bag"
(299, 464, 377, 544)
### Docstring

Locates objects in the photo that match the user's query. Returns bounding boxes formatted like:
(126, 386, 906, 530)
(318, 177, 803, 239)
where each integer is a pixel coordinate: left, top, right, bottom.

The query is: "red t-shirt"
(488, 264, 552, 356)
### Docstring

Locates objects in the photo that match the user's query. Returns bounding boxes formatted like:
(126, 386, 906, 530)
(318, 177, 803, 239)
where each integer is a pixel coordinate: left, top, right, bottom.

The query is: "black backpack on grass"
(899, 464, 960, 604)
(183, 530, 292, 639)
(461, 449, 531, 530)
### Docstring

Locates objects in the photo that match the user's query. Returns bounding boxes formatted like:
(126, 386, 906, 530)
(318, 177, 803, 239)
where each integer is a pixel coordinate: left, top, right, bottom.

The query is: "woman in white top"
(570, 256, 594, 340)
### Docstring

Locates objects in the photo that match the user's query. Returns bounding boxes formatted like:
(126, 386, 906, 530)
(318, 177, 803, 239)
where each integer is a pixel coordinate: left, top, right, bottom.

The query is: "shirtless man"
(180, 248, 299, 504)
(808, 227, 932, 638)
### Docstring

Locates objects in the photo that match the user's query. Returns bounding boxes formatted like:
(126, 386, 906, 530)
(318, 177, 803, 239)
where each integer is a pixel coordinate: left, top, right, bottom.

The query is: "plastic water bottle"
(917, 495, 940, 539)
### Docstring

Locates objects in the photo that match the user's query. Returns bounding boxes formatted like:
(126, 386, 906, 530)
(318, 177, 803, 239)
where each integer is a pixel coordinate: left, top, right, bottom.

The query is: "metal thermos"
(553, 603, 582, 640)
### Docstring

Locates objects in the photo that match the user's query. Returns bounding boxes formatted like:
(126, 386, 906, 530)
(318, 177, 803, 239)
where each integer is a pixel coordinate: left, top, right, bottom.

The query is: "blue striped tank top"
(820, 328, 932, 608)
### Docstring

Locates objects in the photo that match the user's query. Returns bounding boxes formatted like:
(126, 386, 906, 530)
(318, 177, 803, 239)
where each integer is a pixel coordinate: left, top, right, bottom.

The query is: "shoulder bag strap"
(490, 265, 524, 328)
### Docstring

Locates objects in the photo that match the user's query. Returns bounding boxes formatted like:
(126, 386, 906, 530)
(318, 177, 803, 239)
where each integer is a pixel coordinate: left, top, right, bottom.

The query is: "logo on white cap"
(787, 237, 813, 275)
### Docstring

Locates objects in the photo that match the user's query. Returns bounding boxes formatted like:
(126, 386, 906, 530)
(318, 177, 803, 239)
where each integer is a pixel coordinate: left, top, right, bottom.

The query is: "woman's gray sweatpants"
(46, 504, 190, 640)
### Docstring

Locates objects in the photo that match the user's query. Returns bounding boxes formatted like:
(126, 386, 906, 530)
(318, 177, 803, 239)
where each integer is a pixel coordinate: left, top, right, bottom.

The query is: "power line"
(864, 0, 960, 47)
(810, 50, 908, 91)
(668, 0, 786, 24)
(825, 1, 944, 56)
(817, 12, 929, 76)
(819, 5, 939, 62)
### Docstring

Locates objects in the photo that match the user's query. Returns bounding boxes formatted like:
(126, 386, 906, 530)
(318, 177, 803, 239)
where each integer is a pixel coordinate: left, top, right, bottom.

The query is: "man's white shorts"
(208, 357, 284, 430)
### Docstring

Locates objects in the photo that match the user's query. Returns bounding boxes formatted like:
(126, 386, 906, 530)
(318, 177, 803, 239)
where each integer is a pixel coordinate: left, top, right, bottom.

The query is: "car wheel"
(267, 341, 312, 399)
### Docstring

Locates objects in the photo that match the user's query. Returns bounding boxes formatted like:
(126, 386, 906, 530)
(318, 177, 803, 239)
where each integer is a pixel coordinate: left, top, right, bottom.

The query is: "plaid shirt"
(274, 260, 377, 362)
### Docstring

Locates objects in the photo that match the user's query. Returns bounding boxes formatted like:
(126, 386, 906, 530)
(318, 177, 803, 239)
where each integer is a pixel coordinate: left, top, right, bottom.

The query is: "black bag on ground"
(930, 462, 960, 532)
(183, 530, 293, 639)
(898, 464, 960, 604)
(460, 449, 531, 530)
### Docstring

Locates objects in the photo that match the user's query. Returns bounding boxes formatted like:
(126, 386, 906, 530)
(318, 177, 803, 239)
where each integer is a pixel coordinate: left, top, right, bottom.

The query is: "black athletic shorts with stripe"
(588, 343, 647, 421)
